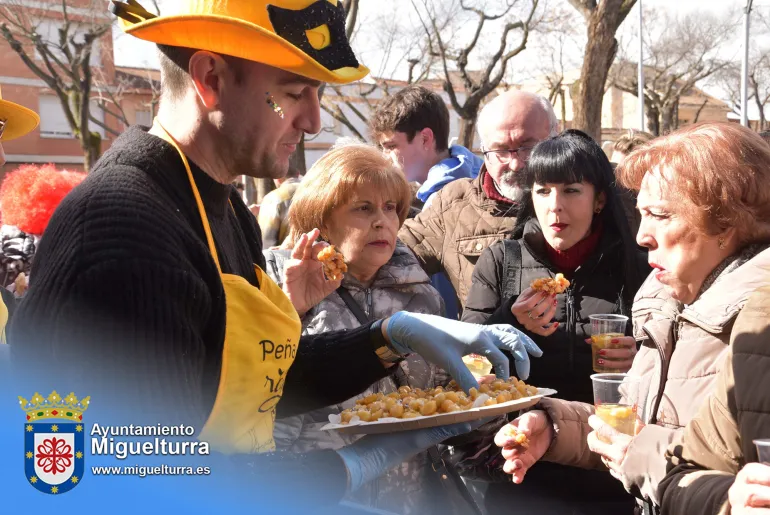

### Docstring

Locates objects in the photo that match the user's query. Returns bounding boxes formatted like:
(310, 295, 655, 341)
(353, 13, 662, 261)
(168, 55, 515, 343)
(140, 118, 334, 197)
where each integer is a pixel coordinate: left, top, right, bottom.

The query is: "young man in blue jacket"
(371, 85, 483, 211)
(371, 85, 483, 319)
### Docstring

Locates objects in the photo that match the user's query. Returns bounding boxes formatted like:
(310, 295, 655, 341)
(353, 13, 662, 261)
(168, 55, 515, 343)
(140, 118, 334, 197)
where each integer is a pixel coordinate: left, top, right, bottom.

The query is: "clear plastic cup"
(754, 439, 770, 464)
(589, 314, 629, 373)
(591, 373, 641, 439)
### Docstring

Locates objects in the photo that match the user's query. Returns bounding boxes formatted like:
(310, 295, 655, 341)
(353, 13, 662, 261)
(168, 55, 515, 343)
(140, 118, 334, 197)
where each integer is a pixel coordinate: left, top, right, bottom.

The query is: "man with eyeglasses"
(399, 90, 558, 310)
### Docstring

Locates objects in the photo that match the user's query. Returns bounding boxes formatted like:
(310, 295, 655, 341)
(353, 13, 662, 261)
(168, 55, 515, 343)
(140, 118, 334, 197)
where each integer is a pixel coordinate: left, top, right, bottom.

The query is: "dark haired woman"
(455, 129, 650, 514)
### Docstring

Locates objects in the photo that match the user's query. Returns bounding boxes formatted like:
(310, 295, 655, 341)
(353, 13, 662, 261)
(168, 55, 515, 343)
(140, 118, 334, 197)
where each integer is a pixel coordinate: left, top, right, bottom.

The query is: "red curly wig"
(0, 164, 86, 235)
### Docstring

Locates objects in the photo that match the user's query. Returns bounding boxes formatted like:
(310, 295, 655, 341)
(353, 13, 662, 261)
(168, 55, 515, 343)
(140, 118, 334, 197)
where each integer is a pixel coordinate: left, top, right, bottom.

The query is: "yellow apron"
(156, 123, 301, 454)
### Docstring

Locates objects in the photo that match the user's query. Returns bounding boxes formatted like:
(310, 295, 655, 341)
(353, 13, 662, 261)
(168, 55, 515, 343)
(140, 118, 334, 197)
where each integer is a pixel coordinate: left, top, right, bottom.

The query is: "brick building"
(0, 0, 154, 178)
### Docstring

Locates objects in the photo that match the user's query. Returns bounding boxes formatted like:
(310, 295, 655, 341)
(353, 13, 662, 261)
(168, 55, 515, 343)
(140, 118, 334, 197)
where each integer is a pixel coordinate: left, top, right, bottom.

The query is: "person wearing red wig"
(0, 164, 85, 296)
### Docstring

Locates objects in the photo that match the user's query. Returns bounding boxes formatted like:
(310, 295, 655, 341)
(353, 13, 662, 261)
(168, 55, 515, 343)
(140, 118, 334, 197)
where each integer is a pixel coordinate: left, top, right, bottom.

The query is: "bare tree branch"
(0, 0, 113, 170)
(567, 0, 595, 21)
(411, 0, 540, 146)
(320, 97, 366, 141)
(692, 99, 708, 123)
(611, 8, 737, 135)
(88, 114, 119, 137)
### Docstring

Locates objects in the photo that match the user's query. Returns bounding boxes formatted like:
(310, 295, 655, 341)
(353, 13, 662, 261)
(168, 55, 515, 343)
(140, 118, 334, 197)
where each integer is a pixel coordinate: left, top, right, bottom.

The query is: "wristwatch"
(370, 319, 407, 364)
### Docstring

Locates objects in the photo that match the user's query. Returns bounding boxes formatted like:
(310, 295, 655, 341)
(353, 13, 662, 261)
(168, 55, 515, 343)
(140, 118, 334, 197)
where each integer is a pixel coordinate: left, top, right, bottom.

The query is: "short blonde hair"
(617, 122, 770, 244)
(613, 129, 654, 155)
(288, 144, 412, 243)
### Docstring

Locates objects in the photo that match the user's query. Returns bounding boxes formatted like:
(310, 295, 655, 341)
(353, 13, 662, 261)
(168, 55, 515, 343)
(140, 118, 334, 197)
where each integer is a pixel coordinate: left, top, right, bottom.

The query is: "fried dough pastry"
(530, 273, 570, 295)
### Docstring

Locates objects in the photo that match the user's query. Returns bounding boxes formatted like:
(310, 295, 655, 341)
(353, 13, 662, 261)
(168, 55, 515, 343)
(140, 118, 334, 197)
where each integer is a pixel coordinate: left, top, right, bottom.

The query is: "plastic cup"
(755, 439, 770, 464)
(591, 373, 641, 439)
(589, 314, 629, 373)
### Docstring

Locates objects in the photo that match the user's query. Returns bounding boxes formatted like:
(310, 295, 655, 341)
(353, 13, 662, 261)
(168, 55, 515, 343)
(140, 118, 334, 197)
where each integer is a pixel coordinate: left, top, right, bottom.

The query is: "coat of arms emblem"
(20, 391, 89, 494)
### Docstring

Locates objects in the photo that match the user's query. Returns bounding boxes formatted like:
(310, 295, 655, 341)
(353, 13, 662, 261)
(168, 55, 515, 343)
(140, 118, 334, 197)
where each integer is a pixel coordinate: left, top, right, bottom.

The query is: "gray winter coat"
(264, 242, 453, 514)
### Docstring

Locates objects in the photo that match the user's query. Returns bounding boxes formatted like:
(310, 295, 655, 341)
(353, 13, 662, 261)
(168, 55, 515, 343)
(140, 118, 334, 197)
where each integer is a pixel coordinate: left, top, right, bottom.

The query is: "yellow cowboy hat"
(0, 86, 40, 142)
(110, 0, 369, 84)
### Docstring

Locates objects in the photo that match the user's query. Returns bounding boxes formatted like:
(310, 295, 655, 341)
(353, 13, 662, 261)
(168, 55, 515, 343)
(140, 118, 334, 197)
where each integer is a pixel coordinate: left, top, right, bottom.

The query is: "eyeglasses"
(0, 119, 6, 140)
(482, 146, 535, 164)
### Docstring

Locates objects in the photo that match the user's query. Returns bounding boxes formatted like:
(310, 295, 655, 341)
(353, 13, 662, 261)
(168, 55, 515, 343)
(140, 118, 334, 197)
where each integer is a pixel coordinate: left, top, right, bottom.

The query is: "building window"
(134, 110, 153, 127)
(39, 95, 105, 139)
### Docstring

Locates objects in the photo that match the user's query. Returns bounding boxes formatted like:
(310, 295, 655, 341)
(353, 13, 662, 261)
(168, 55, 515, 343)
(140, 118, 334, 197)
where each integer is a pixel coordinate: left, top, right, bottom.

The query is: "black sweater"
(9, 126, 391, 507)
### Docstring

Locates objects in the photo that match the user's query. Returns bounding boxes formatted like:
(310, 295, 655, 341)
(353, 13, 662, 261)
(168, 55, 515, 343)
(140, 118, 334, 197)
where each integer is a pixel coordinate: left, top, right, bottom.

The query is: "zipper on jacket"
(641, 325, 671, 425)
(364, 288, 373, 319)
(566, 283, 577, 372)
(640, 320, 676, 515)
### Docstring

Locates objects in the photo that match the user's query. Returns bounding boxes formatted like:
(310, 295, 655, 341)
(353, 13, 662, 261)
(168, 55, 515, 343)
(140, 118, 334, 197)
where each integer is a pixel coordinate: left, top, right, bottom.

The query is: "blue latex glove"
(336, 422, 475, 492)
(386, 312, 542, 391)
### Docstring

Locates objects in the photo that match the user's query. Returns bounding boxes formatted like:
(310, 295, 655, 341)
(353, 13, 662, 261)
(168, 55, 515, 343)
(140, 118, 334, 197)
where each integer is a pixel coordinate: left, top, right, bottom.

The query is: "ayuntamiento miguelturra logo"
(20, 391, 88, 494)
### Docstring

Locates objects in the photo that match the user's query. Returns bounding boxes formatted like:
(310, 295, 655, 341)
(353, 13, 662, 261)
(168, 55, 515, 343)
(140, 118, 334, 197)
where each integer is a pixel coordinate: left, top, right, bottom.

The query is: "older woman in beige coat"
(493, 122, 770, 514)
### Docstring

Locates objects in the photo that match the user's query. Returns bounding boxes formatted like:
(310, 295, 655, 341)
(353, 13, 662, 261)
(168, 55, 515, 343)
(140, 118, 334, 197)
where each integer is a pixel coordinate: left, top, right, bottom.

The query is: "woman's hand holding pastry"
(496, 410, 554, 484)
(511, 288, 559, 336)
(282, 228, 343, 317)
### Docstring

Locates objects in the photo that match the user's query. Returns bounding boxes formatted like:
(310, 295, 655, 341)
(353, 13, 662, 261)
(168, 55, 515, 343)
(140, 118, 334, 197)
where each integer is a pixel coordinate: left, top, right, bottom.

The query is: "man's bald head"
(477, 90, 557, 148)
(476, 90, 557, 200)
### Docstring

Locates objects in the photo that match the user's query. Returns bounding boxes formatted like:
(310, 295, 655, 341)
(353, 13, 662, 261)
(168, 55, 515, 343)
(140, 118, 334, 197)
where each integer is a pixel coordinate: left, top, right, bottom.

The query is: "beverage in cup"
(589, 314, 629, 373)
(591, 373, 641, 440)
(755, 439, 770, 463)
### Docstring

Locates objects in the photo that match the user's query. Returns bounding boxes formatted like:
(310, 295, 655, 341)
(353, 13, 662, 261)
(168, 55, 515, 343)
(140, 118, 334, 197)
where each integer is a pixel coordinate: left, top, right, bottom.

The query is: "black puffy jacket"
(453, 219, 649, 513)
(463, 218, 649, 403)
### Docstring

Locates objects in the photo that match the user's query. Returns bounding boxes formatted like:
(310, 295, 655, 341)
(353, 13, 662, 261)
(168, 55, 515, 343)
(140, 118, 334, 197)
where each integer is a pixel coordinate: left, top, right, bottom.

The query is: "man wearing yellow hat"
(10, 0, 540, 509)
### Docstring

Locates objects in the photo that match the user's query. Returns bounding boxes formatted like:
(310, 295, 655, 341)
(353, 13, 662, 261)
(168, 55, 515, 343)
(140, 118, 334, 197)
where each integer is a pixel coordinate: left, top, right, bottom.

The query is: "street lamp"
(741, 0, 754, 127)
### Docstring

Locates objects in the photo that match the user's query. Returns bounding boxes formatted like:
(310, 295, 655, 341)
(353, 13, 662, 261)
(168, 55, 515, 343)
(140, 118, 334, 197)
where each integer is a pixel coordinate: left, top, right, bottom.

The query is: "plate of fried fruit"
(321, 377, 556, 434)
(531, 273, 570, 295)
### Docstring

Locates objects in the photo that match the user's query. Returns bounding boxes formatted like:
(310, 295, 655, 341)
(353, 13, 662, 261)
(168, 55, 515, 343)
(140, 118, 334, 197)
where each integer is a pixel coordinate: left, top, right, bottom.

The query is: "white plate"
(320, 388, 557, 435)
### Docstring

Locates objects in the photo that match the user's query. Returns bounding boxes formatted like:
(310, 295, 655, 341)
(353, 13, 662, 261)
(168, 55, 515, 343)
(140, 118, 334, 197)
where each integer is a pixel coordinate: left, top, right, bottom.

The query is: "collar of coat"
(470, 166, 522, 217)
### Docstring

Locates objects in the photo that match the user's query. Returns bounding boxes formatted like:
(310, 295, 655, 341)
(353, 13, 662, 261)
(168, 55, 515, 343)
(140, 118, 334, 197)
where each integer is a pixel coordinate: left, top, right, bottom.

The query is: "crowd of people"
(0, 1, 769, 514)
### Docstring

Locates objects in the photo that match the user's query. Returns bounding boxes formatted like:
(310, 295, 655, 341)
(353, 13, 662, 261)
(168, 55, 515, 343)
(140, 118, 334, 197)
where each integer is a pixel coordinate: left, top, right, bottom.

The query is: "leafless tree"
(522, 6, 582, 131)
(412, 0, 540, 149)
(713, 11, 770, 131)
(568, 0, 636, 141)
(748, 54, 770, 131)
(610, 9, 735, 135)
(0, 0, 112, 171)
(90, 61, 160, 136)
(714, 57, 770, 132)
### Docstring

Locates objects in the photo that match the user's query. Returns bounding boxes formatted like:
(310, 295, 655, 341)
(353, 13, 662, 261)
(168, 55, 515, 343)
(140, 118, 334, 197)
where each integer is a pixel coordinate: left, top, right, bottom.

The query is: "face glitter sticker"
(265, 92, 285, 119)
